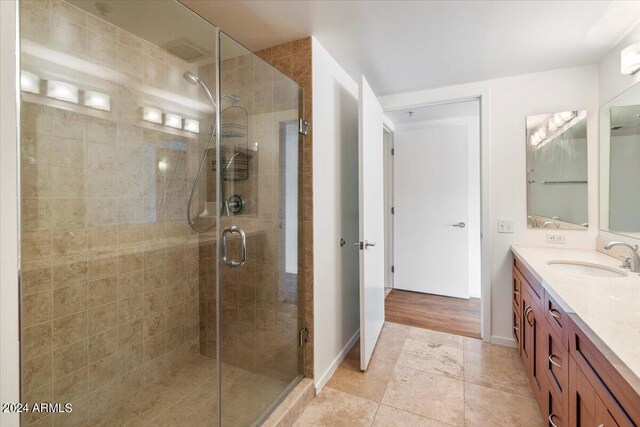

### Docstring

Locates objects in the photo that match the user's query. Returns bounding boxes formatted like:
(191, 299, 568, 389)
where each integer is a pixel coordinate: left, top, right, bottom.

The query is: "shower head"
(183, 71, 217, 110)
(183, 71, 200, 86)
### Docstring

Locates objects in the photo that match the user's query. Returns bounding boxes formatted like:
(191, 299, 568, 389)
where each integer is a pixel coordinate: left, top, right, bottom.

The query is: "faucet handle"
(619, 255, 631, 269)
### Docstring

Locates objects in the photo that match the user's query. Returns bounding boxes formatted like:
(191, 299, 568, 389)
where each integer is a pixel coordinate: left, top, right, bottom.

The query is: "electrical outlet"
(497, 219, 514, 233)
(546, 234, 566, 244)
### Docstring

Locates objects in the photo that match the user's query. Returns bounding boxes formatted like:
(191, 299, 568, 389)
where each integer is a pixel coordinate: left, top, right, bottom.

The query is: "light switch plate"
(497, 219, 514, 233)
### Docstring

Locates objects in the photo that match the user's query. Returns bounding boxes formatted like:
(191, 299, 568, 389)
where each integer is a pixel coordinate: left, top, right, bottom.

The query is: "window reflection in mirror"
(600, 82, 640, 239)
(526, 111, 588, 230)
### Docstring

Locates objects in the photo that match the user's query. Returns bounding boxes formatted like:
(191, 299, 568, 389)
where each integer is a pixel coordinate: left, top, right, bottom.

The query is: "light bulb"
(46, 80, 79, 103)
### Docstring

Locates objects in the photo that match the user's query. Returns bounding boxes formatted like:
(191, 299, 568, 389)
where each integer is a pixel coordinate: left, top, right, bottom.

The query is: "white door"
(394, 125, 470, 299)
(358, 76, 385, 370)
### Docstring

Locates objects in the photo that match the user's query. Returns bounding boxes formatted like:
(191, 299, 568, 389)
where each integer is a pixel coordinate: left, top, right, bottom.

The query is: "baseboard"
(490, 335, 517, 348)
(314, 330, 360, 394)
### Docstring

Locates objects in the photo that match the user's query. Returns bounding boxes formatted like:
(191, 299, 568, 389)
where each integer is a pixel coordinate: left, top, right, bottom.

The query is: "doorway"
(384, 100, 482, 339)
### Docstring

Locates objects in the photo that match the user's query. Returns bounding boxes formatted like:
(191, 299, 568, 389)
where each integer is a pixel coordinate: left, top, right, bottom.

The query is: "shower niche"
(17, 1, 304, 426)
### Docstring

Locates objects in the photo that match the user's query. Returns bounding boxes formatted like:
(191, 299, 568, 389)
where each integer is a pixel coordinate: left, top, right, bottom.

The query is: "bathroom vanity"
(511, 246, 640, 427)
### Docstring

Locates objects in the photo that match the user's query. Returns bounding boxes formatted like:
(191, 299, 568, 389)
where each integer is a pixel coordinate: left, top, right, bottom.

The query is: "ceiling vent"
(162, 38, 210, 63)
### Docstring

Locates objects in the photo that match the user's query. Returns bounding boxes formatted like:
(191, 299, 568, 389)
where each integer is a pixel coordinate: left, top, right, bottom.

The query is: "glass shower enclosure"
(17, 1, 303, 425)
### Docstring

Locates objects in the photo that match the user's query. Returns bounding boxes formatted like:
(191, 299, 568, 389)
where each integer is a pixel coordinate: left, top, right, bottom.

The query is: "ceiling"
(182, 0, 640, 96)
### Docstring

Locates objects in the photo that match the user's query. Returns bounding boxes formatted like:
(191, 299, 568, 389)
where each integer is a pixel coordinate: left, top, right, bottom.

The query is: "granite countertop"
(511, 245, 640, 394)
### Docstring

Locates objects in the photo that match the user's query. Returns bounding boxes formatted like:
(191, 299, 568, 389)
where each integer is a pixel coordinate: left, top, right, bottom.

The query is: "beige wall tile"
(52, 312, 86, 352)
(53, 283, 87, 319)
(52, 339, 87, 379)
(22, 352, 52, 393)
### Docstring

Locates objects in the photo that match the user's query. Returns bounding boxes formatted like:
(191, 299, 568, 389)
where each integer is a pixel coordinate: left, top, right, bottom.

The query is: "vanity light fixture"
(46, 80, 79, 104)
(536, 127, 547, 140)
(84, 90, 111, 111)
(548, 121, 558, 132)
(20, 70, 40, 94)
(621, 41, 640, 75)
(164, 113, 183, 129)
(558, 111, 576, 122)
(184, 119, 200, 133)
(530, 134, 541, 146)
(143, 107, 163, 124)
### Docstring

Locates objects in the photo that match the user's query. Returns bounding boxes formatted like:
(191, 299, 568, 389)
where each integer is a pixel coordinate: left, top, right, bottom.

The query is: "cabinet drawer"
(545, 291, 569, 345)
(570, 327, 639, 426)
(544, 380, 567, 427)
(545, 322, 569, 411)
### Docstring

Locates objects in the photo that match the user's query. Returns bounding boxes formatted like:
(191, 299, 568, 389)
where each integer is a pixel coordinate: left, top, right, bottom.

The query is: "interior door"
(393, 125, 470, 298)
(358, 75, 385, 370)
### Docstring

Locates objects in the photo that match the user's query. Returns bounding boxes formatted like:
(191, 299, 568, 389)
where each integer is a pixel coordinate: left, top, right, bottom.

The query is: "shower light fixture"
(84, 90, 111, 111)
(20, 71, 40, 94)
(158, 160, 168, 172)
(621, 41, 640, 75)
(46, 80, 79, 103)
(143, 107, 163, 124)
(184, 119, 200, 133)
(164, 113, 183, 129)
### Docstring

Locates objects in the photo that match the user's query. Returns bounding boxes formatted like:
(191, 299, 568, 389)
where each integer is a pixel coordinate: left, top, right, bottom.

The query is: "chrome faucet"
(527, 216, 537, 228)
(604, 241, 640, 273)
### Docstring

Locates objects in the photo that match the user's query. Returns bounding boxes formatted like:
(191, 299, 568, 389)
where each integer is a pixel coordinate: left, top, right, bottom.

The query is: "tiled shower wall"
(19, 1, 212, 424)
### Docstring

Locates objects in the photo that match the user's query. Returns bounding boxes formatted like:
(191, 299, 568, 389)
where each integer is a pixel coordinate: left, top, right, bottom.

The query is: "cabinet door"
(531, 299, 546, 405)
(596, 399, 622, 427)
(521, 284, 534, 371)
(512, 267, 522, 312)
(569, 356, 598, 426)
(512, 303, 521, 354)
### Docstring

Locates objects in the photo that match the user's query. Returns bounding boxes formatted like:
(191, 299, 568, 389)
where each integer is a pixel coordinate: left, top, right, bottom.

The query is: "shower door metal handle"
(222, 226, 247, 268)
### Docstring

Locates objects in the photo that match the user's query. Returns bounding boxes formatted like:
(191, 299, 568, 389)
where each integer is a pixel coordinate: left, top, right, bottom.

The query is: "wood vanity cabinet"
(512, 258, 640, 427)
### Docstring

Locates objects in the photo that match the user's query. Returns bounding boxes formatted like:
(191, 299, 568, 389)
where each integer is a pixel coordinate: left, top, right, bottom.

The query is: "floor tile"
(464, 382, 544, 426)
(463, 340, 533, 398)
(294, 387, 379, 427)
(381, 364, 464, 426)
(397, 338, 464, 380)
(372, 404, 450, 426)
(326, 346, 395, 402)
(407, 327, 464, 350)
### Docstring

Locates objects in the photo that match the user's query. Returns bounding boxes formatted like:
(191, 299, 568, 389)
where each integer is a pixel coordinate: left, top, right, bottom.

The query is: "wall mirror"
(600, 82, 640, 239)
(526, 110, 588, 229)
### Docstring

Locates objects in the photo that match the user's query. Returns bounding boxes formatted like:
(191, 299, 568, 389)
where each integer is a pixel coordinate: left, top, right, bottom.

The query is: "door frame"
(381, 89, 491, 343)
(383, 125, 394, 292)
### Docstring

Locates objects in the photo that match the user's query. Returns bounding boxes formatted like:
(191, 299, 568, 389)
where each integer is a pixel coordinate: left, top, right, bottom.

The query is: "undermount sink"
(547, 260, 627, 278)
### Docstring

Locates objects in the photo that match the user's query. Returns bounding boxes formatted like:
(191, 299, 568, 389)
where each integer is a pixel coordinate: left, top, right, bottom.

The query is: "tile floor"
(295, 322, 544, 427)
(55, 356, 290, 426)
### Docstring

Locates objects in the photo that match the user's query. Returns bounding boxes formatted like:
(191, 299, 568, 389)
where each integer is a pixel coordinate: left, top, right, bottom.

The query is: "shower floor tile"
(82, 355, 290, 427)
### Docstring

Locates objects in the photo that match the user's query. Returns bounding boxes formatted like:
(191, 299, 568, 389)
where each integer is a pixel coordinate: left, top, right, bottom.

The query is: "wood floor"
(385, 289, 481, 338)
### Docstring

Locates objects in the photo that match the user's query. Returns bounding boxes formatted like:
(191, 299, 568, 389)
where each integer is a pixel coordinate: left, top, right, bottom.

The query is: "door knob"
(452, 222, 466, 228)
(355, 241, 376, 250)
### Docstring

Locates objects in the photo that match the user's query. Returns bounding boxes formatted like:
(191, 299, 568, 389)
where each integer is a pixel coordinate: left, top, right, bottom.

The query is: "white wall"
(1, 1, 20, 425)
(311, 38, 360, 390)
(599, 24, 640, 106)
(380, 64, 599, 344)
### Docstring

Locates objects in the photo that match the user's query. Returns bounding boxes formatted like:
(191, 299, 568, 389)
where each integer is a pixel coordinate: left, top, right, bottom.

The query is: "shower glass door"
(217, 32, 304, 425)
